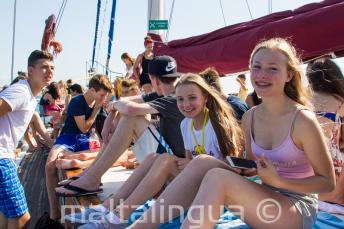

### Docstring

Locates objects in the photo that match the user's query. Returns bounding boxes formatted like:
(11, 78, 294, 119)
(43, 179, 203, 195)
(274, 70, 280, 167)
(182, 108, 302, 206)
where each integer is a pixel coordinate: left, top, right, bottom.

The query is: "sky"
(1, 0, 343, 93)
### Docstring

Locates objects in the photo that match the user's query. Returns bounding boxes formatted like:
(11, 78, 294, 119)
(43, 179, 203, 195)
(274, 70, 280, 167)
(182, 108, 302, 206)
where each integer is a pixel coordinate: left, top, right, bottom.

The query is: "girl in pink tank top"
(179, 38, 336, 229)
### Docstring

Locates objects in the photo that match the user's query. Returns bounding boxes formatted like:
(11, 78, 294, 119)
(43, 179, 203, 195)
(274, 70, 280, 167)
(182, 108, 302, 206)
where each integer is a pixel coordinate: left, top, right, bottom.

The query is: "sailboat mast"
(148, 0, 165, 38)
(11, 0, 17, 82)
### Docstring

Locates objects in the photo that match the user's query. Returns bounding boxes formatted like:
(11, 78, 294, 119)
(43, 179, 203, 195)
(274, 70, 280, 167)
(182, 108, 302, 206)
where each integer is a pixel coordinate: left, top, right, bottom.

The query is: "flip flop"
(57, 177, 103, 187)
(57, 176, 79, 187)
(56, 184, 103, 197)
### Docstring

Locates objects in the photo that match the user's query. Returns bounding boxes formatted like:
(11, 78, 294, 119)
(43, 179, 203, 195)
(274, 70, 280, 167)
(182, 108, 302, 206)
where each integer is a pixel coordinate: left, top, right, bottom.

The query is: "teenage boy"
(45, 74, 112, 220)
(56, 56, 185, 198)
(0, 50, 54, 228)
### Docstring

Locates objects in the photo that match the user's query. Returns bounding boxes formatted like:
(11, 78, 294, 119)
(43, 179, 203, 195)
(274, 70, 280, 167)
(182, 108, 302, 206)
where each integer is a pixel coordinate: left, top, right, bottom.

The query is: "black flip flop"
(57, 177, 103, 187)
(56, 184, 103, 197)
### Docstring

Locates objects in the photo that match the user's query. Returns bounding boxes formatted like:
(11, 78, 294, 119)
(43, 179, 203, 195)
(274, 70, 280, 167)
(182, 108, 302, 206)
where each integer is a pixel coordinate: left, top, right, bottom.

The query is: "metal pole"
(10, 0, 17, 82)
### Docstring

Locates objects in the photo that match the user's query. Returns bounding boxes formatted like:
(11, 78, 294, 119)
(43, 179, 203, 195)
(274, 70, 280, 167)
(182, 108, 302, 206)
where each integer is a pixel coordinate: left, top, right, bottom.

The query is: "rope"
(245, 0, 253, 20)
(92, 0, 102, 68)
(219, 0, 227, 26)
(55, 0, 68, 33)
(96, 0, 109, 62)
(166, 0, 176, 41)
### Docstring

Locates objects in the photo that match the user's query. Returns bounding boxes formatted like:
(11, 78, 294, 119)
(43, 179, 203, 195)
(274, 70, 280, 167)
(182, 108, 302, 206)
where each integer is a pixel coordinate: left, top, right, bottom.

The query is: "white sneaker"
(64, 205, 109, 224)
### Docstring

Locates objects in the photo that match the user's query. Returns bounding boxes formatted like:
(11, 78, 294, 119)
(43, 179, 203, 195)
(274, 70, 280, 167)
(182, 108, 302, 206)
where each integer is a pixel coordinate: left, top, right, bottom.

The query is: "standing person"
(178, 38, 335, 229)
(307, 58, 344, 206)
(133, 36, 154, 93)
(45, 74, 112, 221)
(0, 50, 54, 229)
(128, 38, 335, 229)
(121, 52, 136, 79)
(236, 73, 248, 101)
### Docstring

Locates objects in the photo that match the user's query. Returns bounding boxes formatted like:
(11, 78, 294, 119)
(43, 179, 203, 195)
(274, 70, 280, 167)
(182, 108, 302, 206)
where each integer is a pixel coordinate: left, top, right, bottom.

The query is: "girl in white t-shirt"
(64, 73, 242, 226)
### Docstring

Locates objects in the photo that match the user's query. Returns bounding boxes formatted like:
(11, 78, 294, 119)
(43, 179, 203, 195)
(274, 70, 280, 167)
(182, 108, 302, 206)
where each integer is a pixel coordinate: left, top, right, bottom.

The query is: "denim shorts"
(54, 133, 92, 152)
(0, 158, 28, 218)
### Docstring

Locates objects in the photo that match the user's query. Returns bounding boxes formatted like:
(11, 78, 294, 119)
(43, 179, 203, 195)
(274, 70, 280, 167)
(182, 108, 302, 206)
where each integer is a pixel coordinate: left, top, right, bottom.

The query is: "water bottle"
(89, 128, 101, 149)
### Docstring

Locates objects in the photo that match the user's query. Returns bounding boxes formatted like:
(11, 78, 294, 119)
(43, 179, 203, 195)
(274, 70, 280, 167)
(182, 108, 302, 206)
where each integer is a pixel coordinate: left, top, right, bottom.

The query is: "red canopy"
(151, 0, 344, 75)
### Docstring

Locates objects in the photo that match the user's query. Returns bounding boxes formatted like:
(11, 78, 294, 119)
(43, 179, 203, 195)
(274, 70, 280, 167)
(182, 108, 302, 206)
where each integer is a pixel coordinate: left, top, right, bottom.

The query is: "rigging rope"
(92, 0, 102, 68)
(55, 0, 68, 33)
(106, 0, 117, 75)
(166, 0, 176, 41)
(245, 0, 253, 20)
(96, 0, 109, 62)
(219, 0, 227, 26)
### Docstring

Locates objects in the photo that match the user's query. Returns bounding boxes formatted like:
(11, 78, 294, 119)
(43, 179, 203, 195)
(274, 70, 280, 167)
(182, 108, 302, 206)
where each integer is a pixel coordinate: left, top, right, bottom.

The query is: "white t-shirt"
(180, 117, 222, 160)
(0, 80, 37, 159)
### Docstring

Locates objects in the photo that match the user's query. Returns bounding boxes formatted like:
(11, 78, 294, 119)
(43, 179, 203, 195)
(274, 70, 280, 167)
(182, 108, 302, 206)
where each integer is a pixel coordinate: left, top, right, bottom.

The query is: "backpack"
(34, 212, 64, 229)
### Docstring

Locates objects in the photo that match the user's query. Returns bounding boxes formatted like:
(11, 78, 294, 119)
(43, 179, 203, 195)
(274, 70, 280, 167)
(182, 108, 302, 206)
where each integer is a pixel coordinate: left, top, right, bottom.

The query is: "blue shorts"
(54, 133, 91, 152)
(0, 159, 28, 218)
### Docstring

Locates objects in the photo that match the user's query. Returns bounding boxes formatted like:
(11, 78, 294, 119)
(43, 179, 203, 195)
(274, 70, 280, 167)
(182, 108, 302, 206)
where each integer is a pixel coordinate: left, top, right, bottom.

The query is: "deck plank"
(18, 149, 50, 229)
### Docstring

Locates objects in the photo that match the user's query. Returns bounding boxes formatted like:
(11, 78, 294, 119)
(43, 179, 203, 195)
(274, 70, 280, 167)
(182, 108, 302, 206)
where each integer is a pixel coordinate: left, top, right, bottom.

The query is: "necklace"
(190, 108, 209, 155)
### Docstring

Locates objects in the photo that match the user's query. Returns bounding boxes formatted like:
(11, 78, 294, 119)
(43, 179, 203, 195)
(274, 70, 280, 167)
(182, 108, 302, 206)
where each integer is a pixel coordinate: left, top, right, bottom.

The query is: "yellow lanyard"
(190, 108, 209, 155)
(117, 79, 122, 97)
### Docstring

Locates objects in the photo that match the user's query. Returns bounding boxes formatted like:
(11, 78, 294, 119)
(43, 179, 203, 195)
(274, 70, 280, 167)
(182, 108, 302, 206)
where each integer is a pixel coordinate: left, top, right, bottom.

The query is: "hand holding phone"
(226, 156, 257, 170)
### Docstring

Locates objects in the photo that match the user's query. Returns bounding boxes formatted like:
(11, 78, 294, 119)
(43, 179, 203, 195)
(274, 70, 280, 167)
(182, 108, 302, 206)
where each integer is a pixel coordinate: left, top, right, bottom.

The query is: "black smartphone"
(226, 156, 257, 169)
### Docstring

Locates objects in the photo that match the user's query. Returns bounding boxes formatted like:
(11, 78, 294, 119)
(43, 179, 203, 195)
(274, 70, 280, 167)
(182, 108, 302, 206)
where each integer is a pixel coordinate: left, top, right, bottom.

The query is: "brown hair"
(249, 38, 311, 107)
(176, 73, 243, 157)
(307, 58, 344, 100)
(28, 50, 53, 67)
(89, 74, 113, 92)
(199, 67, 223, 93)
(121, 52, 135, 65)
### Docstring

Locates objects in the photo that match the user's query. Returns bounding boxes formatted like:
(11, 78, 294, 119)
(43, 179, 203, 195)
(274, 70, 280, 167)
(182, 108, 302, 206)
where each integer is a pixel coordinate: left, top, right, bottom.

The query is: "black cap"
(148, 56, 181, 78)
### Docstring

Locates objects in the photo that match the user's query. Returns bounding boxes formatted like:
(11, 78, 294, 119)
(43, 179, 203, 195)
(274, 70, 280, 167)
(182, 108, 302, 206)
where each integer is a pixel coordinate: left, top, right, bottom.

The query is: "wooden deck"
(18, 149, 50, 229)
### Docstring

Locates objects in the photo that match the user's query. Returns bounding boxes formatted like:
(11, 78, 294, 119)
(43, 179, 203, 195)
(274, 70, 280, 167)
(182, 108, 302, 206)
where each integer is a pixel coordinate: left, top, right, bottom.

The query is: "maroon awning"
(151, 0, 344, 75)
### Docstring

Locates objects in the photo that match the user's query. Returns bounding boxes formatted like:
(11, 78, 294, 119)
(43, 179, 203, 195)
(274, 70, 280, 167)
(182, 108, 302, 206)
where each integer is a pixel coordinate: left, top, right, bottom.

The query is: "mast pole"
(11, 0, 17, 82)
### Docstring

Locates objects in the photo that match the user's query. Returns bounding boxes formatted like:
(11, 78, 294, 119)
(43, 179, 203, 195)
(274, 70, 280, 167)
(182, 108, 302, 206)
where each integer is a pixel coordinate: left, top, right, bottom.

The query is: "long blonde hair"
(176, 73, 243, 157)
(249, 38, 311, 107)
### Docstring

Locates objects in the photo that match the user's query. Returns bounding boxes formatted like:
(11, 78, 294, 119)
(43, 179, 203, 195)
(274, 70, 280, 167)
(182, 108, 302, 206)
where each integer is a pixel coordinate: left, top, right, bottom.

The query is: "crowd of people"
(0, 36, 343, 229)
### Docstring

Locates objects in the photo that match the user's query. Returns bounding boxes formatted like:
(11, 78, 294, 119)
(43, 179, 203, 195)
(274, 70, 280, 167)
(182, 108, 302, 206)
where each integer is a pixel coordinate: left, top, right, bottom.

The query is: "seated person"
(199, 67, 249, 120)
(307, 58, 344, 207)
(24, 111, 54, 152)
(64, 73, 242, 227)
(55, 56, 185, 201)
(45, 74, 112, 221)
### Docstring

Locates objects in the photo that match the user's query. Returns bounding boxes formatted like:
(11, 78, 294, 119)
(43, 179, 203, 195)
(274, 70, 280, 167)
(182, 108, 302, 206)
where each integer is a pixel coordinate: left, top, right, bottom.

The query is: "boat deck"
(18, 149, 50, 229)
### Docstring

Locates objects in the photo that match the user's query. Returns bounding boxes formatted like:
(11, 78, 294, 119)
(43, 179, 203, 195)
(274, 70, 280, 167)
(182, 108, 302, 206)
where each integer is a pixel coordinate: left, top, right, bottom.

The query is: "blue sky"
(1, 0, 342, 93)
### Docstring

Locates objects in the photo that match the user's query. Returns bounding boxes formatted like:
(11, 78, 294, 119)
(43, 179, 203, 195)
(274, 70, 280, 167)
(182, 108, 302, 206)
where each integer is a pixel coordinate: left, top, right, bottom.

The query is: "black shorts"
(139, 73, 152, 86)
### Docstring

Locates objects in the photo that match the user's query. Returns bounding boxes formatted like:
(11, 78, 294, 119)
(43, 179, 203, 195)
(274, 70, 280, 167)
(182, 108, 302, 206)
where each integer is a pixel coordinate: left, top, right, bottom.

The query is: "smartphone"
(226, 156, 257, 170)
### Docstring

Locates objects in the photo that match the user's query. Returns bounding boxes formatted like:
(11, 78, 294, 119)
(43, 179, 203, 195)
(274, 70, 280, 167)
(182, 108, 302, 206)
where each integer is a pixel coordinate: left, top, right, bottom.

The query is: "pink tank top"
(250, 108, 314, 179)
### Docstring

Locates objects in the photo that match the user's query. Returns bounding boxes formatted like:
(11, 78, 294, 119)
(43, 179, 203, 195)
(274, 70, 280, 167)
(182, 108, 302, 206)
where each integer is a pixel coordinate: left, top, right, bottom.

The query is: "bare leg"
(181, 168, 302, 229)
(102, 153, 160, 209)
(7, 212, 30, 229)
(31, 112, 54, 147)
(320, 166, 344, 205)
(128, 155, 230, 229)
(0, 212, 7, 229)
(61, 150, 99, 160)
(55, 115, 150, 195)
(119, 153, 180, 219)
(45, 146, 67, 220)
(55, 158, 94, 170)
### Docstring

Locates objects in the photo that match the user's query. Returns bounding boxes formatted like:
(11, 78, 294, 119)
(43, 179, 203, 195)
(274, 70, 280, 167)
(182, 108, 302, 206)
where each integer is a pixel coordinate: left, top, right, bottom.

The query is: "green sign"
(149, 20, 168, 30)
